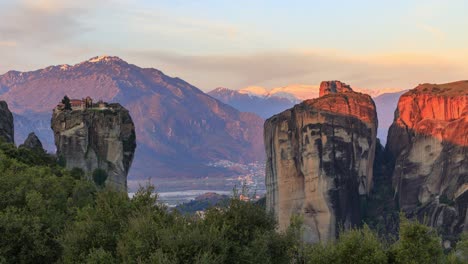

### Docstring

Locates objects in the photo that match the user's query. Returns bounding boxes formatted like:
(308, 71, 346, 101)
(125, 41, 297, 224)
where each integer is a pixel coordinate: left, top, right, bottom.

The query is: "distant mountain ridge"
(0, 56, 265, 191)
(208, 87, 299, 119)
(238, 84, 319, 101)
(235, 84, 402, 101)
(373, 90, 408, 144)
(209, 86, 406, 143)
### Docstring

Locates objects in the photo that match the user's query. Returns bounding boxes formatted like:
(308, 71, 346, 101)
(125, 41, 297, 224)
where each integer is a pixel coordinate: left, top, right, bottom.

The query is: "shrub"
(390, 215, 444, 264)
(70, 167, 85, 180)
(92, 168, 108, 187)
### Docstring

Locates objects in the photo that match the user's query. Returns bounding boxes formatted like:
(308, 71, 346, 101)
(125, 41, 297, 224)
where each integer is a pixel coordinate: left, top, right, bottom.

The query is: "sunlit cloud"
(127, 10, 241, 39)
(126, 49, 468, 91)
(0, 0, 467, 94)
(20, 0, 106, 11)
(0, 0, 98, 45)
(0, 41, 17, 47)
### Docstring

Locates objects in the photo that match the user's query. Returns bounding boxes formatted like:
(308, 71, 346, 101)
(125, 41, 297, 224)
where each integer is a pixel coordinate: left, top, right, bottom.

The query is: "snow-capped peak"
(237, 84, 318, 101)
(238, 86, 269, 97)
(60, 64, 70, 71)
(354, 87, 405, 97)
(87, 55, 123, 63)
(212, 87, 231, 92)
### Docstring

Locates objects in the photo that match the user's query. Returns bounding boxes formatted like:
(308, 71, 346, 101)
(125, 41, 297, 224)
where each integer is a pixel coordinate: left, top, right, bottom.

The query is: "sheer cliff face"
(51, 104, 136, 191)
(265, 81, 377, 243)
(0, 101, 14, 143)
(387, 81, 468, 239)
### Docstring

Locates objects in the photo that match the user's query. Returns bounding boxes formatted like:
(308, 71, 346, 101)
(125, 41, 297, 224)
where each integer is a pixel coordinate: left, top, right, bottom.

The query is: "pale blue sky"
(1, 0, 467, 90)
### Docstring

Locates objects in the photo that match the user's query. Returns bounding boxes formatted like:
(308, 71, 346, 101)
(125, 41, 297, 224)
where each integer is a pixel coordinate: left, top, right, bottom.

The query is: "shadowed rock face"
(0, 101, 14, 143)
(51, 104, 136, 191)
(265, 81, 377, 243)
(386, 81, 468, 243)
(20, 132, 44, 151)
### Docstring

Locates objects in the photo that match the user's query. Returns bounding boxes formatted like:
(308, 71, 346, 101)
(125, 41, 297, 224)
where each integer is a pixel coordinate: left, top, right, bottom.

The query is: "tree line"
(0, 140, 466, 263)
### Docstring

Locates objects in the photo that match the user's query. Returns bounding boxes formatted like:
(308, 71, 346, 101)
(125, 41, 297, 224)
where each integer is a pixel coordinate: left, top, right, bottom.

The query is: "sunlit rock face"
(319, 80, 353, 97)
(386, 81, 468, 242)
(51, 103, 136, 191)
(265, 81, 378, 243)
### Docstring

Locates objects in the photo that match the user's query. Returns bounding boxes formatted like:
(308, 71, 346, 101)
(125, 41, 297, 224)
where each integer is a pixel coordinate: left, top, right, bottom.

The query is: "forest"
(0, 140, 466, 264)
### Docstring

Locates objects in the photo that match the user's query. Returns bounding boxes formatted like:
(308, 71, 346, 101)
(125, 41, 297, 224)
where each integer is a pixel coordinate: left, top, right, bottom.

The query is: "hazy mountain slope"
(208, 87, 299, 119)
(239, 84, 319, 101)
(374, 90, 408, 143)
(237, 84, 401, 101)
(0, 56, 265, 190)
(14, 112, 55, 151)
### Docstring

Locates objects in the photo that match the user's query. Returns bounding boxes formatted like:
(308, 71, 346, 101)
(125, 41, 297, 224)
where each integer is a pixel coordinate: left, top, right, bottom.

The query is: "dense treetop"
(0, 140, 466, 263)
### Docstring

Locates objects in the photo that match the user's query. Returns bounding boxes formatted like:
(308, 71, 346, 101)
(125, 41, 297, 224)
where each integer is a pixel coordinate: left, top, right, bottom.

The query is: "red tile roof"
(70, 99, 82, 106)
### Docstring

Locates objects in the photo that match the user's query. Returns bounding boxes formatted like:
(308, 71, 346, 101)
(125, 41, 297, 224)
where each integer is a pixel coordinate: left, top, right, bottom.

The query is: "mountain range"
(209, 86, 405, 143)
(0, 56, 264, 191)
(235, 84, 402, 99)
(207, 87, 299, 119)
(0, 56, 407, 191)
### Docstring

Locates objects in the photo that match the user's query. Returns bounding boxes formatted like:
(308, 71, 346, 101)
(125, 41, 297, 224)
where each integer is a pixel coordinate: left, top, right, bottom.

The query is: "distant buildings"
(56, 96, 108, 111)
(239, 194, 250, 201)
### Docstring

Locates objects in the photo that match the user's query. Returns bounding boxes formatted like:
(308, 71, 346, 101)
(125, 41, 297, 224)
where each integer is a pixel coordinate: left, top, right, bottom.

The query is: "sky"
(1, 0, 468, 91)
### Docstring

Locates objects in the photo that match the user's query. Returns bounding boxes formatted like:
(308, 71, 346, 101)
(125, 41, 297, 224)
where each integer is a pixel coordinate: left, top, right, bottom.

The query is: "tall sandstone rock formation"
(51, 103, 136, 191)
(0, 56, 264, 190)
(0, 101, 14, 143)
(386, 81, 468, 242)
(265, 81, 378, 243)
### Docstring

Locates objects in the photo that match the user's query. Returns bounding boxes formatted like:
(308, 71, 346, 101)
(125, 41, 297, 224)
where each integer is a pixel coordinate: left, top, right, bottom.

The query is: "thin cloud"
(0, 0, 105, 45)
(126, 49, 468, 91)
(0, 41, 16, 47)
(417, 24, 446, 41)
(128, 10, 240, 39)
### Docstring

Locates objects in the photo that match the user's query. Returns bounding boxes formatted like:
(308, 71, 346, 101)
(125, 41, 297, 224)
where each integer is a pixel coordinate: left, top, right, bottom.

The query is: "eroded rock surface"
(51, 103, 136, 191)
(319, 80, 353, 97)
(19, 132, 44, 152)
(0, 101, 14, 143)
(386, 81, 468, 242)
(265, 81, 377, 243)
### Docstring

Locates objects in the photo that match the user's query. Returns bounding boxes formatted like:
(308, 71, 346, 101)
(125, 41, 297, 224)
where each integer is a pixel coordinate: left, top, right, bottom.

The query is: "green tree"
(116, 185, 169, 263)
(202, 199, 284, 263)
(456, 232, 468, 262)
(303, 226, 387, 264)
(70, 167, 85, 180)
(0, 146, 95, 263)
(446, 232, 468, 264)
(60, 190, 131, 263)
(304, 242, 337, 264)
(390, 215, 444, 264)
(92, 168, 108, 187)
(85, 248, 115, 264)
(334, 225, 387, 264)
(62, 95, 72, 110)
